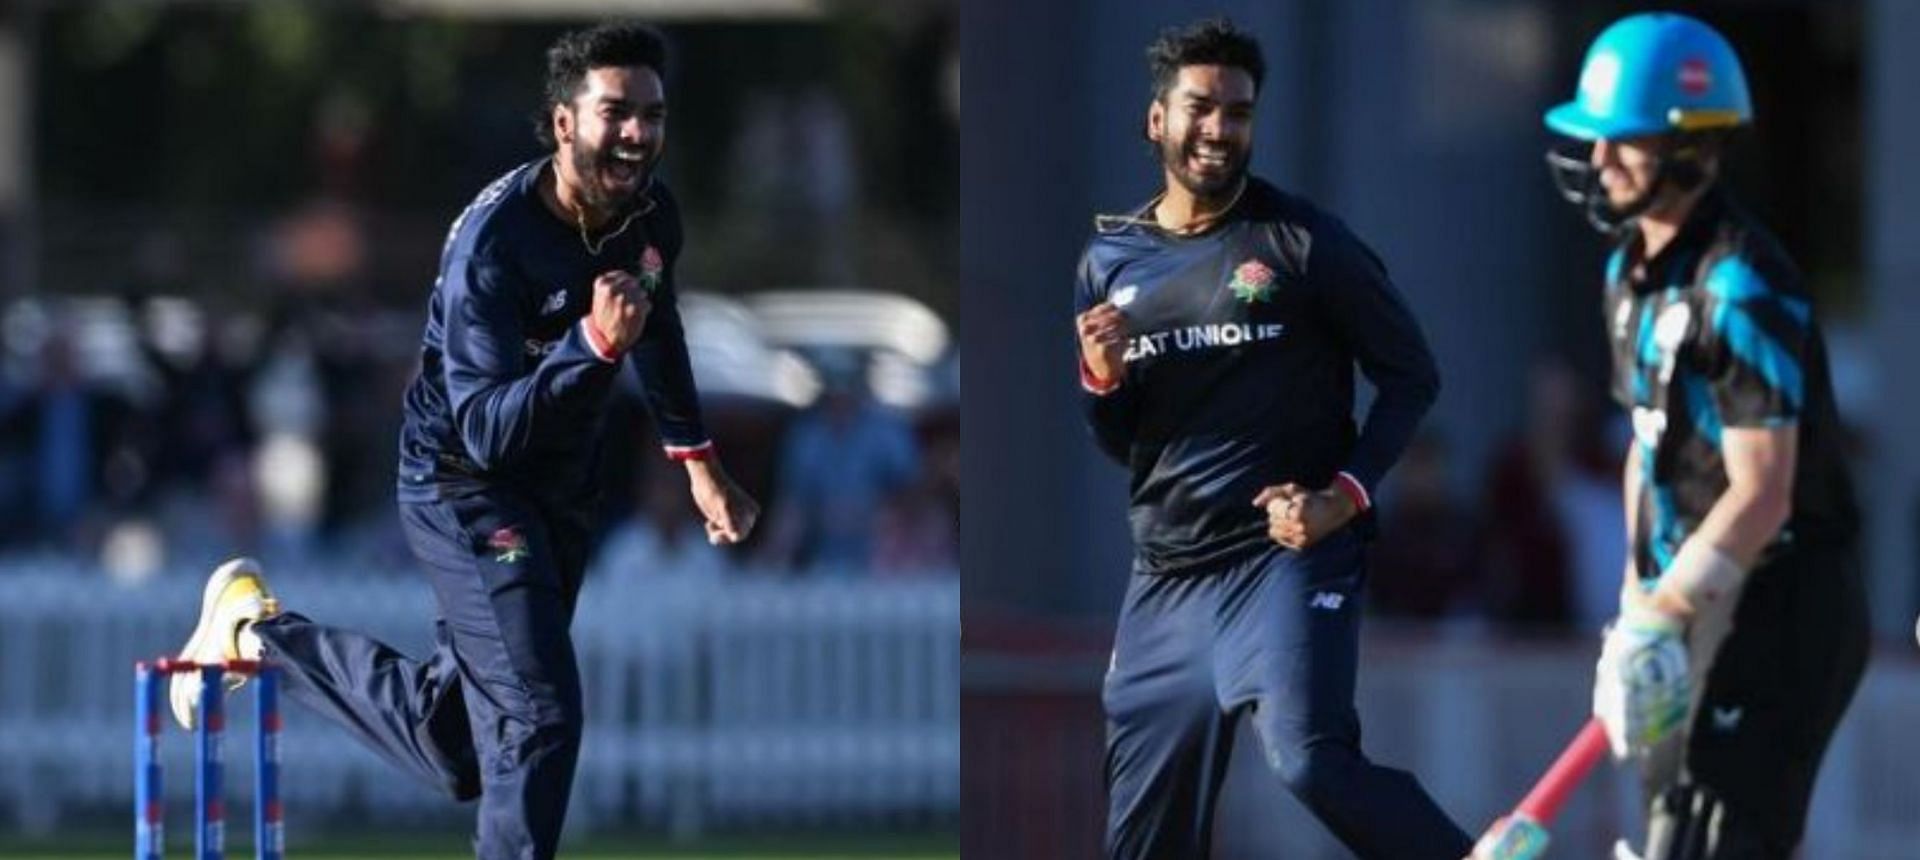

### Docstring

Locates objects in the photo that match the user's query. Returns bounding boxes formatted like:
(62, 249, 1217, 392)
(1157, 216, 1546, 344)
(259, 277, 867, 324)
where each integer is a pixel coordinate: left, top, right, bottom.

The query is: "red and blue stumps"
(134, 659, 281, 860)
(135, 662, 165, 860)
(255, 668, 283, 860)
(197, 665, 224, 860)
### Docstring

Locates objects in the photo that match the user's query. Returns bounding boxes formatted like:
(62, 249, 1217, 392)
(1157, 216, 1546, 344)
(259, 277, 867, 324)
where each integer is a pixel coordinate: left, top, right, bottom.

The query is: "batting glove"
(1592, 603, 1689, 759)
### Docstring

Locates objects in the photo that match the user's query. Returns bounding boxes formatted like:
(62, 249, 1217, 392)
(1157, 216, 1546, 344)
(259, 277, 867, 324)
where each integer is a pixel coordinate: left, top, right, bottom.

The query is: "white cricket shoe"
(169, 557, 280, 730)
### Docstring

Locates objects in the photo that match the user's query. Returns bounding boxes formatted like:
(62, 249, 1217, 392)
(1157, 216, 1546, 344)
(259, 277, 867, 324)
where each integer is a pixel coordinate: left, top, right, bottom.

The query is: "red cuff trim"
(581, 320, 621, 363)
(1080, 357, 1122, 395)
(1333, 471, 1371, 513)
(665, 441, 715, 462)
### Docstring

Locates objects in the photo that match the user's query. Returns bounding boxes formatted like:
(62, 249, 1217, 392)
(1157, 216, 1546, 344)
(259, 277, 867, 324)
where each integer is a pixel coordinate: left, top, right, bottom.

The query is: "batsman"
(1543, 13, 1866, 859)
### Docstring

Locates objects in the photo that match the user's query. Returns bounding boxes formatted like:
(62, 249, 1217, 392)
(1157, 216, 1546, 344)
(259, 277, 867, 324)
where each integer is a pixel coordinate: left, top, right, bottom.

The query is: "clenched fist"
(590, 270, 652, 355)
(1254, 483, 1357, 550)
(688, 459, 760, 545)
(1076, 302, 1129, 386)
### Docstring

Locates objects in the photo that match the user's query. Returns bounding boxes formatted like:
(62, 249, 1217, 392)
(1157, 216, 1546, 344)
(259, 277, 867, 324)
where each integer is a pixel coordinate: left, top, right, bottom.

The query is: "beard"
(1158, 132, 1247, 200)
(1600, 176, 1663, 222)
(1601, 177, 1646, 212)
(567, 135, 655, 217)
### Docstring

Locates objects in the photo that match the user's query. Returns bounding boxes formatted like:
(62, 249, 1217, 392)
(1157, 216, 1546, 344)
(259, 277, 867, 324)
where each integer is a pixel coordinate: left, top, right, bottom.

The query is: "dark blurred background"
(962, 0, 1920, 857)
(0, 0, 957, 856)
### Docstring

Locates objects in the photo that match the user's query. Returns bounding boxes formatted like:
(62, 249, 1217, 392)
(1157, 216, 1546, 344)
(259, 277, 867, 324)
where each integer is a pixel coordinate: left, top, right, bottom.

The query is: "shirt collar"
(1095, 175, 1266, 238)
(1620, 186, 1726, 291)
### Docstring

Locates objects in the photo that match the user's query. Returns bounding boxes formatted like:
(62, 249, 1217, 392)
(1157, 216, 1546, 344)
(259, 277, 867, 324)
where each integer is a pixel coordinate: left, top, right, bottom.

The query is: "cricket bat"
(1471, 717, 1610, 859)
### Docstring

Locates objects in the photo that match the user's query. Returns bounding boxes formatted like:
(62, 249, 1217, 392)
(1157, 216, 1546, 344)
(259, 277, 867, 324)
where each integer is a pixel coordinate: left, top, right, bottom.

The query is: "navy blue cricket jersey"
(1076, 177, 1440, 575)
(1604, 187, 1857, 581)
(397, 157, 710, 504)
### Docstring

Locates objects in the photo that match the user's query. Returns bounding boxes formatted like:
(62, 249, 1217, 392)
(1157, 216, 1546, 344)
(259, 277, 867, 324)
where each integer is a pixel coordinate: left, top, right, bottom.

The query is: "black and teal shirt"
(397, 157, 710, 505)
(1604, 187, 1857, 582)
(1075, 177, 1440, 576)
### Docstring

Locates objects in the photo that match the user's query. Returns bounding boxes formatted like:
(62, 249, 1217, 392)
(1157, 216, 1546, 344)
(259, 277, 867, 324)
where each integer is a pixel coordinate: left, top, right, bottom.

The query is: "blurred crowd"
(0, 280, 957, 584)
(3, 6, 959, 587)
(1365, 355, 1633, 635)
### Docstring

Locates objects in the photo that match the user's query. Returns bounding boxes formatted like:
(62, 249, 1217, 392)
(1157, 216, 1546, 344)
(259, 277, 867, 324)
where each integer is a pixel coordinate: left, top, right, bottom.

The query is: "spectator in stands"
(121, 300, 263, 559)
(1477, 355, 1625, 631)
(762, 349, 920, 575)
(0, 332, 136, 551)
(139, 315, 257, 498)
(872, 422, 957, 576)
(595, 459, 730, 584)
(1366, 430, 1481, 619)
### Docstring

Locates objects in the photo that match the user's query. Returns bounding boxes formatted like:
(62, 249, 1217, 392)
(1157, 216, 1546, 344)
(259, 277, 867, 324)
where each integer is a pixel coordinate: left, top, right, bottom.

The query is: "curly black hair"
(1145, 17, 1265, 101)
(533, 22, 669, 149)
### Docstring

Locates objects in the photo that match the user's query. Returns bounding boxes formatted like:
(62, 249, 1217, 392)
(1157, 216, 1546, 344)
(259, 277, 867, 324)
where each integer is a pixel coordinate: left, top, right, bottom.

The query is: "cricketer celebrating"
(1544, 13, 1866, 859)
(1074, 18, 1472, 860)
(165, 23, 758, 859)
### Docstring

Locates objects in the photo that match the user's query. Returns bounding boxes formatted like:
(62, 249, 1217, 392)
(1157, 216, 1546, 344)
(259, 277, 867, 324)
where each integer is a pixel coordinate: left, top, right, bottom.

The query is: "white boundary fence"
(0, 560, 960, 839)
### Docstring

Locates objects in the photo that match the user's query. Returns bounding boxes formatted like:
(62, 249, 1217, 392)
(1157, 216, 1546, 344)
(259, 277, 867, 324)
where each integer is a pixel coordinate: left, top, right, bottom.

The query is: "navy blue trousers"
(252, 488, 591, 860)
(1102, 530, 1472, 860)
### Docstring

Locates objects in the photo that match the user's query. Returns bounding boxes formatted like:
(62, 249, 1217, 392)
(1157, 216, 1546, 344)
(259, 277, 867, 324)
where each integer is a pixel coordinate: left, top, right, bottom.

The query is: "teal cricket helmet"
(1544, 13, 1752, 141)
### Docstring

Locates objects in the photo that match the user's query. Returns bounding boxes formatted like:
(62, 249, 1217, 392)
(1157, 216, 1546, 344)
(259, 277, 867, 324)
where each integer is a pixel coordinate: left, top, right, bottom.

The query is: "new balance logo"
(1308, 592, 1345, 611)
(1710, 706, 1743, 732)
(542, 289, 568, 315)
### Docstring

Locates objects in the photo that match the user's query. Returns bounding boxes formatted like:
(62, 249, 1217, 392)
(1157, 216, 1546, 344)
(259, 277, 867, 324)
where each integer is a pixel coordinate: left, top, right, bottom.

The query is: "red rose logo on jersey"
(488, 527, 530, 564)
(639, 246, 664, 293)
(1228, 260, 1277, 303)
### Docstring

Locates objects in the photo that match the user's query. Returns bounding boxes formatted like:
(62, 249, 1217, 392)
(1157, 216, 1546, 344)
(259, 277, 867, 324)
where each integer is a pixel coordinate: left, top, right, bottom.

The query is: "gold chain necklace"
(575, 206, 644, 256)
(1160, 178, 1247, 235)
(558, 166, 655, 255)
(1093, 177, 1248, 236)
